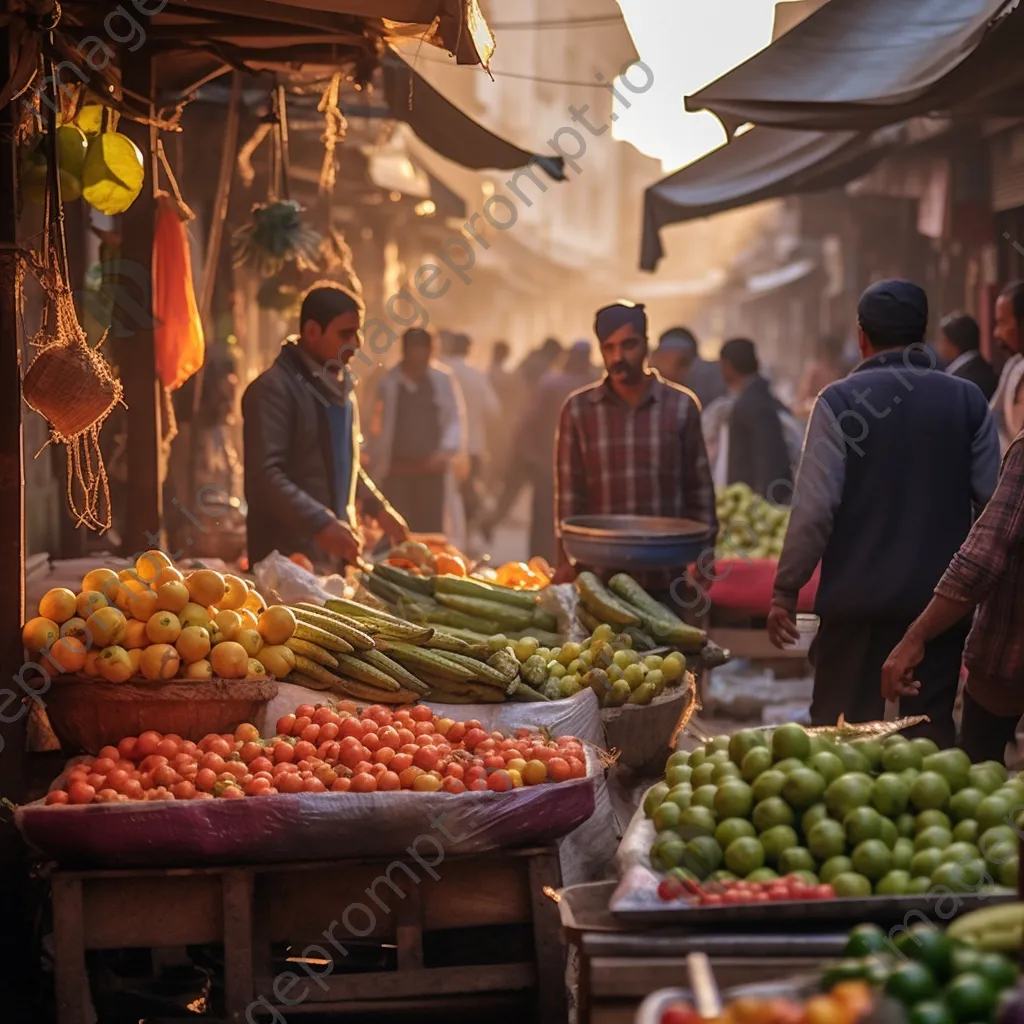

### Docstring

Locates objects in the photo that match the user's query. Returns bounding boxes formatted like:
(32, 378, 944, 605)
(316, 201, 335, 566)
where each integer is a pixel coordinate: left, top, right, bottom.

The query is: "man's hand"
(423, 452, 451, 475)
(767, 603, 799, 649)
(314, 517, 364, 565)
(881, 632, 925, 702)
(551, 562, 578, 585)
(376, 506, 410, 546)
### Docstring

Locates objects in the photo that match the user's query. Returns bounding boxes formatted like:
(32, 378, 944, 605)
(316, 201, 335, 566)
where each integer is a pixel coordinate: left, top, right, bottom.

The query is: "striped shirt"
(555, 373, 717, 589)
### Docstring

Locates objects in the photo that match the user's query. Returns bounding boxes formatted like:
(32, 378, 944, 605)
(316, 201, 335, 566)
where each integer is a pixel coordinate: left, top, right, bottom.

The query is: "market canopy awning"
(640, 126, 896, 271)
(685, 0, 1022, 135)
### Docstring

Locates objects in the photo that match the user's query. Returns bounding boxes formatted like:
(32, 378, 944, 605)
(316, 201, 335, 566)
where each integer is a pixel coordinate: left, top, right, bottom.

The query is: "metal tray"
(561, 515, 713, 571)
(611, 888, 1016, 927)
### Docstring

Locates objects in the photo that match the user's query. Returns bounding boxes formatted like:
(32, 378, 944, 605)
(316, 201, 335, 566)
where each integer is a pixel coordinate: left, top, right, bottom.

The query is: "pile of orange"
(492, 557, 551, 590)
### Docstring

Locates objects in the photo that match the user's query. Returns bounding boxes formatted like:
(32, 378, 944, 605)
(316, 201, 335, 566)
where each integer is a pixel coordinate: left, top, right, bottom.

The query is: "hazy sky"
(613, 0, 786, 171)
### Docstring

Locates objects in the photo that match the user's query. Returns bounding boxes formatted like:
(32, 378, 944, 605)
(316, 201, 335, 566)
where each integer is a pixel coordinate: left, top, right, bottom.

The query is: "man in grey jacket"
(242, 285, 409, 569)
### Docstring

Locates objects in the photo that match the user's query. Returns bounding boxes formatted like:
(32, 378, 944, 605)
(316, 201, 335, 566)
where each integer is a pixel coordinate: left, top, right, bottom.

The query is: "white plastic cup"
(793, 613, 819, 651)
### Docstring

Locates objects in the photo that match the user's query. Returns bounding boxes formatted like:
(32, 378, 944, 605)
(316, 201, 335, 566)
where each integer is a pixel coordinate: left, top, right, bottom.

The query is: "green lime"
(820, 855, 854, 883)
(907, 876, 933, 894)
(843, 923, 888, 958)
(790, 870, 819, 885)
(650, 835, 687, 870)
(835, 744, 872, 774)
(774, 757, 806, 776)
(1000, 855, 1019, 888)
(872, 773, 911, 816)
(910, 847, 945, 877)
(667, 866, 700, 885)
(832, 872, 873, 897)
(712, 762, 742, 784)
(688, 747, 706, 769)
(969, 760, 1008, 793)
(752, 797, 795, 832)
(940, 842, 979, 865)
(691, 784, 718, 810)
(845, 806, 885, 845)
(884, 960, 938, 1004)
(826, 773, 874, 820)
(979, 825, 1016, 860)
(897, 813, 917, 838)
(910, 737, 940, 759)
(891, 838, 914, 871)
(706, 869, 739, 885)
(778, 846, 816, 875)
(783, 768, 826, 809)
(643, 783, 669, 818)
(691, 762, 717, 788)
(665, 784, 693, 812)
(729, 728, 767, 766)
(772, 723, 811, 761)
(880, 818, 899, 849)
(922, 749, 971, 793)
(822, 958, 871, 990)
(932, 859, 989, 893)
(741, 746, 774, 782)
(949, 788, 986, 824)
(915, 825, 954, 851)
(745, 867, 779, 882)
(752, 770, 787, 802)
(802, 803, 830, 835)
(945, 973, 997, 1022)
(809, 751, 845, 785)
(850, 739, 883, 771)
(976, 795, 1014, 833)
(808, 818, 847, 861)
(917, 810, 952, 832)
(724, 835, 765, 876)
(973, 951, 1019, 991)
(864, 959, 893, 988)
(851, 839, 892, 881)
(950, 946, 984, 976)
(677, 805, 717, 838)
(911, 771, 952, 812)
(652, 801, 681, 832)
(714, 780, 754, 819)
(715, 817, 756, 850)
(666, 750, 691, 771)
(953, 819, 981, 845)
(705, 735, 730, 755)
(907, 1000, 954, 1024)
(881, 741, 923, 773)
(875, 869, 912, 894)
(900, 768, 922, 789)
(682, 836, 723, 878)
(666, 764, 693, 788)
(760, 824, 799, 866)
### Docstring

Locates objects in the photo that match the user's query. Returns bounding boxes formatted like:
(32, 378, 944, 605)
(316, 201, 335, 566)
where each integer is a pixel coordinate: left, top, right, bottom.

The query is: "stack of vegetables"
(361, 565, 564, 647)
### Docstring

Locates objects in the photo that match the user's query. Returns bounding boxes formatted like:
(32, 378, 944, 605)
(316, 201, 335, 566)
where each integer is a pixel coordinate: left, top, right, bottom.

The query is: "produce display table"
(708, 559, 819, 616)
(51, 846, 566, 1024)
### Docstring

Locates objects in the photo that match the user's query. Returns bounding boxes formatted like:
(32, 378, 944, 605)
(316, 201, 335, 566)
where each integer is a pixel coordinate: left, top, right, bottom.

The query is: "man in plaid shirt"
(552, 301, 717, 604)
(883, 430, 1024, 762)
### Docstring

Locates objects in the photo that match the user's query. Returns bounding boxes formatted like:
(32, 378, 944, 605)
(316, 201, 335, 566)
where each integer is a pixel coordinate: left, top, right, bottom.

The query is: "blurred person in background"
(651, 326, 726, 410)
(719, 337, 794, 499)
(242, 284, 408, 569)
(487, 339, 519, 490)
(938, 311, 998, 401)
(795, 340, 843, 421)
(368, 327, 465, 538)
(553, 301, 717, 607)
(442, 331, 500, 543)
(991, 282, 1024, 449)
(490, 340, 600, 562)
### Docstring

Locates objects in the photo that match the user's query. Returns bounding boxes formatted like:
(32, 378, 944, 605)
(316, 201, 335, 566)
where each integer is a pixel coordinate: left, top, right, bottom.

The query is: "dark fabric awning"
(685, 0, 1021, 134)
(382, 54, 565, 180)
(640, 126, 896, 271)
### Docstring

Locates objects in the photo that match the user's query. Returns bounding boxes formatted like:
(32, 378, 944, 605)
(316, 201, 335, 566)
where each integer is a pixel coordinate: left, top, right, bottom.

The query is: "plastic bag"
(252, 550, 349, 606)
(153, 194, 205, 390)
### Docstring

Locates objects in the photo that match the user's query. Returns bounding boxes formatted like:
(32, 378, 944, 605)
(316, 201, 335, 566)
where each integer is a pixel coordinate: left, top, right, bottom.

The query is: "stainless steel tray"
(561, 515, 713, 571)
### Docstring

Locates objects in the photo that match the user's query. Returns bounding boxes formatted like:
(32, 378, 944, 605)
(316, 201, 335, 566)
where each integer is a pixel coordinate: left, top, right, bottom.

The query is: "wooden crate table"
(50, 846, 566, 1024)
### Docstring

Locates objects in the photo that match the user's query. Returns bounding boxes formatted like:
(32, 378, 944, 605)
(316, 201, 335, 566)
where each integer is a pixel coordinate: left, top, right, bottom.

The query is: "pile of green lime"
(645, 723, 1021, 895)
(823, 923, 1019, 1024)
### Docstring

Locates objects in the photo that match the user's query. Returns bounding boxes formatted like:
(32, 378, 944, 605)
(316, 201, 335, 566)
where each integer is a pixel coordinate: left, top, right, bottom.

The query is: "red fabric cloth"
(708, 558, 819, 615)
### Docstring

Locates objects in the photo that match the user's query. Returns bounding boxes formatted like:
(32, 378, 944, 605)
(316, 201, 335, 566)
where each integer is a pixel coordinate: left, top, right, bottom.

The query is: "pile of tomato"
(657, 873, 835, 905)
(43, 702, 589, 805)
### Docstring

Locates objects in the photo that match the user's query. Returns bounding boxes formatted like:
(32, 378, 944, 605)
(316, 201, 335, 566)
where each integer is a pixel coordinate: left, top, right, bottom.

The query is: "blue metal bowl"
(560, 515, 714, 572)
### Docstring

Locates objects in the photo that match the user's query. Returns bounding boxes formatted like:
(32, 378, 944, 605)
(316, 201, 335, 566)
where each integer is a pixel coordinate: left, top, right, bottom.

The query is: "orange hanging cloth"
(153, 191, 205, 390)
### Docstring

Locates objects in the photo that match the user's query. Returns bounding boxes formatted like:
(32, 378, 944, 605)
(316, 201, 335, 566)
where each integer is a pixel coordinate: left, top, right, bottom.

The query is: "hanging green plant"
(82, 132, 145, 215)
(232, 199, 323, 278)
(20, 125, 88, 205)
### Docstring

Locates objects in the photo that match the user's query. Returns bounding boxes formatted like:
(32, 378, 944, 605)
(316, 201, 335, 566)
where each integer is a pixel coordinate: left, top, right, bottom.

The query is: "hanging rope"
(317, 72, 347, 196)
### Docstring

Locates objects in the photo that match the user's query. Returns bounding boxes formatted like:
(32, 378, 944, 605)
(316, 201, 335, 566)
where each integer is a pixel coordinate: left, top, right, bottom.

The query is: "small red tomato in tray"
(663, 875, 836, 907)
(660, 1002, 702, 1024)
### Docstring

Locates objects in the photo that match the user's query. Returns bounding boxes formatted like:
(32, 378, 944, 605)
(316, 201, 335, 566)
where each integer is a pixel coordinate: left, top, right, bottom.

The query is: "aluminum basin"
(560, 514, 713, 572)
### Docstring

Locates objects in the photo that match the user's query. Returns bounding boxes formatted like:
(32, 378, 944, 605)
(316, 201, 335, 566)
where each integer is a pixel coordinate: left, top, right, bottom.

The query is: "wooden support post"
(119, 49, 162, 555)
(527, 850, 567, 1024)
(52, 875, 90, 1024)
(222, 869, 255, 1021)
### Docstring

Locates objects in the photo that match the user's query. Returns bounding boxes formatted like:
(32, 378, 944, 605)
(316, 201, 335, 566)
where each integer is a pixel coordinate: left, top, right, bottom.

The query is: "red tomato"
(483, 755, 505, 771)
(414, 746, 440, 771)
(444, 762, 464, 780)
(351, 772, 377, 793)
(362, 732, 382, 753)
(272, 743, 295, 764)
(396, 728, 416, 747)
(219, 785, 245, 800)
(277, 715, 297, 736)
(662, 1004, 702, 1024)
(68, 781, 96, 805)
(463, 728, 488, 750)
(446, 722, 467, 743)
(195, 768, 217, 792)
(398, 766, 423, 789)
(816, 885, 834, 899)
(171, 781, 196, 800)
(293, 740, 316, 761)
(441, 777, 466, 794)
(339, 717, 363, 739)
(294, 703, 315, 720)
(45, 789, 69, 805)
(567, 757, 587, 779)
(700, 894, 723, 906)
(245, 777, 272, 796)
(547, 758, 571, 783)
(374, 746, 396, 766)
(312, 707, 335, 726)
(117, 736, 138, 762)
(657, 878, 686, 901)
(85, 773, 106, 790)
(377, 770, 401, 791)
(303, 777, 327, 793)
(390, 752, 413, 774)
(486, 771, 513, 793)
(331, 777, 351, 792)
(92, 757, 116, 775)
(135, 731, 162, 758)
(277, 773, 304, 794)
(319, 722, 340, 742)
(123, 779, 144, 800)
(468, 779, 488, 791)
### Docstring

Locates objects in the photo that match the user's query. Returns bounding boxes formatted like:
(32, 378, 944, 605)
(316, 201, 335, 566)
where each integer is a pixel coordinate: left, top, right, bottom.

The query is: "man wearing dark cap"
(768, 280, 999, 745)
(652, 326, 726, 409)
(553, 301, 717, 599)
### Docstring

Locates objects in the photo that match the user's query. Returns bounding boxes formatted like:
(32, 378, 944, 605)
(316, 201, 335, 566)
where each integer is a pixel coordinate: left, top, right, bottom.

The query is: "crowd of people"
(241, 274, 1024, 765)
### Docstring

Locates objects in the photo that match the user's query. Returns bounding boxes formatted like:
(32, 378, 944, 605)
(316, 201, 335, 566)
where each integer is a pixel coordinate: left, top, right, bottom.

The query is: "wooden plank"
(222, 869, 254, 1022)
(80, 874, 223, 948)
(394, 869, 423, 972)
(119, 49, 163, 553)
(527, 849, 567, 1024)
(708, 627, 809, 661)
(255, 963, 536, 1004)
(422, 854, 532, 930)
(52, 876, 90, 1024)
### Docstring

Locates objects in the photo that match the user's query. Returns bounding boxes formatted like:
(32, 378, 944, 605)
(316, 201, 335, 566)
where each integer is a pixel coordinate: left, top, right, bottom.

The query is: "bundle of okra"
(283, 598, 549, 705)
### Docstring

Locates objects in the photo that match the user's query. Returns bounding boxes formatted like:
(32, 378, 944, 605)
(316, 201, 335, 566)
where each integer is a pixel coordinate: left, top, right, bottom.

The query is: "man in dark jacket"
(652, 326, 726, 409)
(767, 280, 999, 745)
(720, 337, 793, 500)
(242, 285, 408, 568)
(938, 311, 998, 401)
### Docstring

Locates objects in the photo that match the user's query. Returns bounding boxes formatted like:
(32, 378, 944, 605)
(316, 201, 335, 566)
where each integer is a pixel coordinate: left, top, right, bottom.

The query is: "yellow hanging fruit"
(55, 125, 87, 201)
(82, 131, 145, 215)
